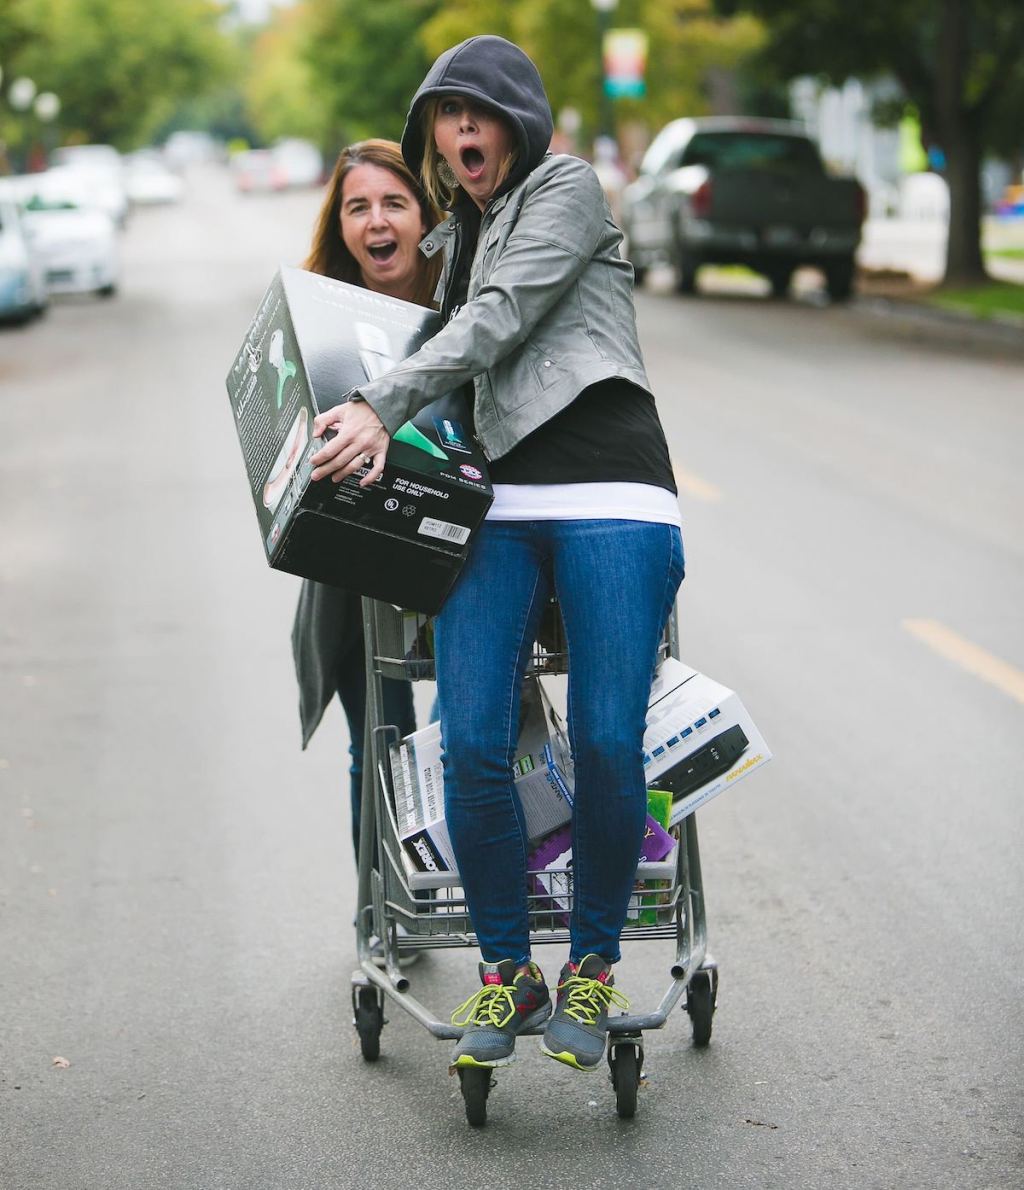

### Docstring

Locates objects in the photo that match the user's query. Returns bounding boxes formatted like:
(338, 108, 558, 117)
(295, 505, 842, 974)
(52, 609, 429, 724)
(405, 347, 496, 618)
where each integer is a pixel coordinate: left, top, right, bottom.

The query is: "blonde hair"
(303, 138, 441, 308)
(419, 96, 519, 211)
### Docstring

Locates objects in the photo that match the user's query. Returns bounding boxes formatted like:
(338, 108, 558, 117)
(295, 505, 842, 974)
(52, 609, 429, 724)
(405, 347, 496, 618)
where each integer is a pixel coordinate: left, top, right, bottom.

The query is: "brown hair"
(303, 138, 441, 308)
(419, 97, 518, 212)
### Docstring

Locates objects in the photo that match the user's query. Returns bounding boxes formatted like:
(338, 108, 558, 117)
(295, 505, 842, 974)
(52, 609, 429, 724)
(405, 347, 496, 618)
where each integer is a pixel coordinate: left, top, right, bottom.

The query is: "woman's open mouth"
(460, 146, 486, 179)
(367, 241, 398, 264)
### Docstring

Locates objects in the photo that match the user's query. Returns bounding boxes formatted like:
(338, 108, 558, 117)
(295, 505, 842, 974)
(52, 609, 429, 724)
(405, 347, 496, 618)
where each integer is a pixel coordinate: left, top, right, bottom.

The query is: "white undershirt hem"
(485, 482, 682, 527)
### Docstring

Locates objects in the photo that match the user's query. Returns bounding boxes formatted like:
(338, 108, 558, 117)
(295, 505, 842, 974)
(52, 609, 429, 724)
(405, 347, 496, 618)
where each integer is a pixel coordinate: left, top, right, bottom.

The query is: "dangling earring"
(438, 158, 459, 191)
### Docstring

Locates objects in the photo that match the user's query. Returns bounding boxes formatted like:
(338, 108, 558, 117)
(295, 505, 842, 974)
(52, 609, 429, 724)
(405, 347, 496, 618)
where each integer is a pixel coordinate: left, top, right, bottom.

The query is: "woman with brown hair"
(292, 140, 441, 885)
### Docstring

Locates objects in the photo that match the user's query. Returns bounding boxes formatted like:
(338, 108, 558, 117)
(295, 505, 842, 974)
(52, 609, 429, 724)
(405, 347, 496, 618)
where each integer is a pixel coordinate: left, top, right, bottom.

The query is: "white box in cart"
(389, 680, 573, 874)
(643, 657, 771, 825)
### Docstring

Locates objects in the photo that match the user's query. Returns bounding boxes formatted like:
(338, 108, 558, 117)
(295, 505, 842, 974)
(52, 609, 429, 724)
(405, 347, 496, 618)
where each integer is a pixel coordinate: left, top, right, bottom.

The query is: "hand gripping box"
(642, 657, 772, 825)
(225, 266, 492, 614)
(389, 677, 573, 875)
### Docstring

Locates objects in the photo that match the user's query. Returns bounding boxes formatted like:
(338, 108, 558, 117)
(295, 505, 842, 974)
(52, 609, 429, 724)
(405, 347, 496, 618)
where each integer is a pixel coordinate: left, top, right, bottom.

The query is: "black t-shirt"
(489, 379, 676, 492)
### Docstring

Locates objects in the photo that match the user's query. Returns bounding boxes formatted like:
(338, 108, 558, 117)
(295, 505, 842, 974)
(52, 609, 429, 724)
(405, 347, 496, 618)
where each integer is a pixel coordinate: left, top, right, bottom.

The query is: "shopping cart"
(350, 596, 718, 1125)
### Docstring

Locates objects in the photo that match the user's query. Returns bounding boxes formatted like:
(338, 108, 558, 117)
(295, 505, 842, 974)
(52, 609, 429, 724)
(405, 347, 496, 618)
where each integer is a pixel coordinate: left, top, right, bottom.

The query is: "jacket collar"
(418, 217, 457, 259)
(486, 192, 511, 217)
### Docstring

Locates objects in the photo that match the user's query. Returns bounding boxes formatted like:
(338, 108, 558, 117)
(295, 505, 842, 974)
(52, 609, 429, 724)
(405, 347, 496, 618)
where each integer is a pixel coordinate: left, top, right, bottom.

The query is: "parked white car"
(163, 130, 221, 171)
(231, 139, 324, 193)
(231, 148, 285, 193)
(18, 182, 119, 297)
(271, 138, 324, 188)
(123, 151, 185, 205)
(48, 145, 130, 227)
(0, 196, 49, 323)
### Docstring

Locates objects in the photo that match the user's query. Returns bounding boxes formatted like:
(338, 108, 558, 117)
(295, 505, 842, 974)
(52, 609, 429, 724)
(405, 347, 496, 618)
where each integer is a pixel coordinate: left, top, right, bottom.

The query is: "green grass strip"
(928, 281, 1024, 321)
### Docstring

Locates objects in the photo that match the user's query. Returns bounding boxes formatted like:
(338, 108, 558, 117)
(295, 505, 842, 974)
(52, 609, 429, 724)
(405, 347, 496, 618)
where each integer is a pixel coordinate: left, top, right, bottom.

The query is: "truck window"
(681, 133, 823, 172)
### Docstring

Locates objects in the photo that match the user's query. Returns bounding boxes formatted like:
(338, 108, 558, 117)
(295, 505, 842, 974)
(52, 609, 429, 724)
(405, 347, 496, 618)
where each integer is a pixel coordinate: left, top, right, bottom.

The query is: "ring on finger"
(360, 453, 374, 468)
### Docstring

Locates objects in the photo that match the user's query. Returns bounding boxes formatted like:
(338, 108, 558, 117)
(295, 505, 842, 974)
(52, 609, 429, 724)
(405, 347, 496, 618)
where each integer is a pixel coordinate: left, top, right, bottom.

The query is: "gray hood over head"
(400, 36, 554, 188)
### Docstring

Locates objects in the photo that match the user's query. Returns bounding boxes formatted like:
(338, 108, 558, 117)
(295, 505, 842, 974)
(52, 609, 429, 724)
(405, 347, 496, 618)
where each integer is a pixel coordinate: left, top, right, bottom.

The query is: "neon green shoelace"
(451, 984, 517, 1029)
(557, 975, 630, 1026)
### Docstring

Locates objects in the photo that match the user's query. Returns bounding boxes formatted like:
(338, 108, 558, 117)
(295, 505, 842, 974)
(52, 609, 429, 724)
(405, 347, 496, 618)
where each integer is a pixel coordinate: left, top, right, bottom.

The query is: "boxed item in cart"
(627, 788, 675, 925)
(643, 658, 771, 825)
(225, 266, 492, 614)
(390, 678, 573, 874)
(528, 819, 677, 924)
(528, 791, 677, 924)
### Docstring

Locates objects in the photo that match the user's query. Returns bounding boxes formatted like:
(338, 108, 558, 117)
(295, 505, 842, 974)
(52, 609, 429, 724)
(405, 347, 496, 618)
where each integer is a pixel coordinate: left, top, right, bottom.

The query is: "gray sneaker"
(540, 954, 630, 1071)
(451, 959, 551, 1069)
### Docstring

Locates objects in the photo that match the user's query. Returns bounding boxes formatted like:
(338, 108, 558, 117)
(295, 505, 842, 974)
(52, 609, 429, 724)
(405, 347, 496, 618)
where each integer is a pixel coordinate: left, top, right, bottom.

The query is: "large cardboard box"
(643, 657, 772, 825)
(389, 678, 573, 874)
(225, 267, 492, 613)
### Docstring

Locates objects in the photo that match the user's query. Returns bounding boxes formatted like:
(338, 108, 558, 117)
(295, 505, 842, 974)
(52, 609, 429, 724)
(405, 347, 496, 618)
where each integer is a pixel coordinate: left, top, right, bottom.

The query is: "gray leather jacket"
(354, 153, 652, 462)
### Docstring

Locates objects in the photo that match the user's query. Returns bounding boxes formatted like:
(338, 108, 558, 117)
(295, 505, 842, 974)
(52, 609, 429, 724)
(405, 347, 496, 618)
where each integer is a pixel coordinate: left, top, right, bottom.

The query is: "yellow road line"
(673, 463, 723, 503)
(902, 618, 1024, 705)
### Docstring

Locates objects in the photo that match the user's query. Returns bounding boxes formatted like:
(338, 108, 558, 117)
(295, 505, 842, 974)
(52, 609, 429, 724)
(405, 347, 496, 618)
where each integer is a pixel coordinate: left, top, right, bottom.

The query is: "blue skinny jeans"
(434, 518, 684, 967)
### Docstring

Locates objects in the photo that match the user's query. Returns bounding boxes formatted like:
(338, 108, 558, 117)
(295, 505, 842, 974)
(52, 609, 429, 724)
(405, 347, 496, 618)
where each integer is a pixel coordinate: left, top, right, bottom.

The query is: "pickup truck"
(620, 117, 866, 300)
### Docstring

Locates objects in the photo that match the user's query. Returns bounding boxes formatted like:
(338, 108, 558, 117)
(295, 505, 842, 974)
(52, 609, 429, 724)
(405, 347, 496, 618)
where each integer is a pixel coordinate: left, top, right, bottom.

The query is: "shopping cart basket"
(350, 596, 718, 1124)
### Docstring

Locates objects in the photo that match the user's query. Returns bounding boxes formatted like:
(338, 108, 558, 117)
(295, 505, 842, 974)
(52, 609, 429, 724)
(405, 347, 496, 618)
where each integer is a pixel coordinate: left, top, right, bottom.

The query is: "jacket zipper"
(441, 219, 465, 323)
(441, 214, 493, 464)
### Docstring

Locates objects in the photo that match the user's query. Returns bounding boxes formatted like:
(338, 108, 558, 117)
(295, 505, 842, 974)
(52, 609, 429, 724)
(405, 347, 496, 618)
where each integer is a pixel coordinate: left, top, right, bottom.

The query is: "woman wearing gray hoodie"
(311, 36, 684, 1075)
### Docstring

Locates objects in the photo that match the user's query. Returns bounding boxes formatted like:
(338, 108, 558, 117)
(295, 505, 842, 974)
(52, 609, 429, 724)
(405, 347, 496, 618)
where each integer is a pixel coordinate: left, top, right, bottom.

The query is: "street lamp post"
(8, 76, 37, 113)
(591, 0, 618, 146)
(34, 92, 61, 166)
(7, 76, 37, 172)
(34, 92, 60, 123)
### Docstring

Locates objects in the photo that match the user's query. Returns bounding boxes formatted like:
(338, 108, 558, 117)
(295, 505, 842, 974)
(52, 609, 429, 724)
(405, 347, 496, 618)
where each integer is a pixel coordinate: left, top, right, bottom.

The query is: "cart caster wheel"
(353, 986, 383, 1062)
(608, 1042, 642, 1119)
(687, 969, 716, 1048)
(458, 1067, 493, 1127)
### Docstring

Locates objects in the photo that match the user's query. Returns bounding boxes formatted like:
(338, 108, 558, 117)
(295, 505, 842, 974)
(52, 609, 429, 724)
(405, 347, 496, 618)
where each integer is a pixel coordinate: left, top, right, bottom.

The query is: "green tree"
(715, 0, 1024, 284)
(245, 4, 332, 147)
(0, 0, 48, 169)
(17, 0, 233, 150)
(297, 0, 761, 158)
(421, 0, 763, 145)
(303, 0, 443, 145)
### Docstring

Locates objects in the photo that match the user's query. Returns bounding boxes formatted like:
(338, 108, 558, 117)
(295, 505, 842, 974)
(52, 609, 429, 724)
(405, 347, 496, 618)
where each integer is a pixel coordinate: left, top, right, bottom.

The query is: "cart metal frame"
(350, 596, 717, 1121)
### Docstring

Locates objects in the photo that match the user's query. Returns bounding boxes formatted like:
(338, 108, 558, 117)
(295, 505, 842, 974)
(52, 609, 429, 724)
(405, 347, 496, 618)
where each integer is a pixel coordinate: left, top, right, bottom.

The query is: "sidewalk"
(847, 286, 1024, 358)
(859, 214, 1024, 286)
(852, 217, 1024, 357)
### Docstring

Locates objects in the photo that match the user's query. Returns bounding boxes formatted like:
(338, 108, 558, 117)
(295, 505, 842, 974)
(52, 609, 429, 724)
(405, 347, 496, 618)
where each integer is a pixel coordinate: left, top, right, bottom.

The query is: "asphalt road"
(2, 167, 1022, 1190)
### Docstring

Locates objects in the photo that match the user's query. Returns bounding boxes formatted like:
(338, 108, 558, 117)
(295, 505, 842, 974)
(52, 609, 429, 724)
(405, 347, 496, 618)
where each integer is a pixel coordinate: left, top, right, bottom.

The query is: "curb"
(845, 294, 1024, 358)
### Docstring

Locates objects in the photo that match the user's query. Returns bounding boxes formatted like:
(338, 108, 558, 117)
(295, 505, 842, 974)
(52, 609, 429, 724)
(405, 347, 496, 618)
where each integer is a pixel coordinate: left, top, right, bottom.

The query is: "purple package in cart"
(638, 814, 675, 863)
(527, 814, 675, 922)
(527, 826, 573, 923)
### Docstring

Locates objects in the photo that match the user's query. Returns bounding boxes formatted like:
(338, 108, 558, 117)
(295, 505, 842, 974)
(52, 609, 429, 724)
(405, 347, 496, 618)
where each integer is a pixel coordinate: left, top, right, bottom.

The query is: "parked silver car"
(0, 196, 48, 324)
(621, 117, 866, 300)
(13, 173, 120, 298)
(49, 144, 130, 227)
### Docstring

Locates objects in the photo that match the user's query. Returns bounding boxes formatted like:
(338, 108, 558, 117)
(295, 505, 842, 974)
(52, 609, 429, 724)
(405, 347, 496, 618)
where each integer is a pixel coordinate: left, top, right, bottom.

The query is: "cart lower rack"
(351, 597, 718, 1123)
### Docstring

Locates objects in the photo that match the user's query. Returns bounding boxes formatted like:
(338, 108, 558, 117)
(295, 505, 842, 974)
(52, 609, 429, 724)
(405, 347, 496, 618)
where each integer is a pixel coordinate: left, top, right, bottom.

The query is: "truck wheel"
(675, 250, 699, 295)
(825, 258, 855, 302)
(767, 267, 794, 299)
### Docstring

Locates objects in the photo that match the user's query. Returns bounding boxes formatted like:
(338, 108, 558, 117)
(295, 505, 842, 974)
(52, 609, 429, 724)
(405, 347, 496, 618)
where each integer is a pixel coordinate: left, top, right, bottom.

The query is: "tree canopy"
(244, 4, 331, 147)
(420, 0, 764, 143)
(1, 0, 232, 157)
(294, 0, 762, 152)
(302, 0, 443, 146)
(715, 0, 1024, 281)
